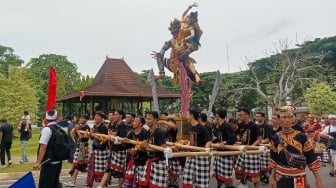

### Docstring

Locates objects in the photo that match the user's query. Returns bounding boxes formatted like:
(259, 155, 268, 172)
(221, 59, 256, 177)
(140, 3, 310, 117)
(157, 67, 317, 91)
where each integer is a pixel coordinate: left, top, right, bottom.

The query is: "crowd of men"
(33, 106, 336, 188)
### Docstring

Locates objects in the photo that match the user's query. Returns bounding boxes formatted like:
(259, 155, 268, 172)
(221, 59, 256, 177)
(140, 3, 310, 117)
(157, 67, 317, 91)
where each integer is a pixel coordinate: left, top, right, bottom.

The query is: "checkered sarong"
(235, 153, 260, 177)
(323, 150, 329, 162)
(260, 152, 270, 172)
(183, 156, 210, 187)
(212, 156, 234, 183)
(149, 159, 168, 187)
(125, 159, 147, 182)
(92, 149, 109, 173)
(110, 150, 127, 172)
(86, 149, 109, 187)
(137, 163, 148, 186)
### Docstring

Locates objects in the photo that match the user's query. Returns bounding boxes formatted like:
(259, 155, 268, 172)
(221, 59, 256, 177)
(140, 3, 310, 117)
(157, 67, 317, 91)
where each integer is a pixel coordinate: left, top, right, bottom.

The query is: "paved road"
(1, 164, 336, 188)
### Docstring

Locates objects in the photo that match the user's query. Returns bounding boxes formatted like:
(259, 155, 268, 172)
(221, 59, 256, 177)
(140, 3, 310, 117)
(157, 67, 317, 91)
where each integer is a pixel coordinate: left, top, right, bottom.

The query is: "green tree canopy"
(0, 66, 38, 125)
(0, 45, 24, 77)
(25, 54, 82, 117)
(304, 82, 336, 116)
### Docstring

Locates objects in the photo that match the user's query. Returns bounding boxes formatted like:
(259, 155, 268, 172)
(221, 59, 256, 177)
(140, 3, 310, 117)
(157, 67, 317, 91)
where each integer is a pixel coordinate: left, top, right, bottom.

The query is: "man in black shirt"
(142, 111, 168, 187)
(234, 108, 262, 188)
(158, 117, 179, 187)
(255, 112, 272, 184)
(0, 119, 13, 168)
(18, 116, 32, 163)
(212, 109, 236, 188)
(87, 111, 109, 188)
(182, 109, 212, 188)
(64, 114, 91, 187)
(123, 116, 149, 188)
(99, 109, 129, 188)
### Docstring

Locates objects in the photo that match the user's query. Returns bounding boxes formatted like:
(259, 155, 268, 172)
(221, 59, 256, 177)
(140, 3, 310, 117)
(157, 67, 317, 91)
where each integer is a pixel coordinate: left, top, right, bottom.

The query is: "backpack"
(48, 124, 71, 161)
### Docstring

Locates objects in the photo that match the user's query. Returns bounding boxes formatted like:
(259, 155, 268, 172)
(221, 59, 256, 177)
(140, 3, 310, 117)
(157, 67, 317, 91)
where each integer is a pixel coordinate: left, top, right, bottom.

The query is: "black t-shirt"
(127, 128, 150, 165)
(19, 123, 31, 141)
(165, 128, 178, 142)
(94, 123, 108, 134)
(239, 121, 261, 145)
(0, 123, 13, 142)
(189, 124, 211, 147)
(268, 126, 282, 139)
(204, 122, 213, 140)
(114, 121, 129, 137)
(92, 123, 108, 150)
(257, 122, 271, 140)
(147, 127, 166, 158)
(108, 122, 116, 132)
(213, 123, 236, 145)
(113, 121, 130, 151)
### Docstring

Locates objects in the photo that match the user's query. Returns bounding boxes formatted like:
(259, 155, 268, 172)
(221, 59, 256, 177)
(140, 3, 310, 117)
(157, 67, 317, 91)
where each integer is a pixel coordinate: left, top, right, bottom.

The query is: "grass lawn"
(0, 129, 72, 173)
(0, 161, 72, 173)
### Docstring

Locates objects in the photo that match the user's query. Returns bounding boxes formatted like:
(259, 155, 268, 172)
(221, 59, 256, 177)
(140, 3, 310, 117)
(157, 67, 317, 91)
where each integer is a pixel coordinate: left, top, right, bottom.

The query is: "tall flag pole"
(43, 66, 57, 126)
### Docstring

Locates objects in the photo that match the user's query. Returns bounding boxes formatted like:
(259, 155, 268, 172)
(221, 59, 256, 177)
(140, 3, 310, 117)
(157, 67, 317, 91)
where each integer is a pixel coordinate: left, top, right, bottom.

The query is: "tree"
(218, 71, 259, 110)
(0, 45, 24, 77)
(0, 66, 38, 125)
(304, 82, 336, 116)
(241, 39, 326, 111)
(26, 54, 82, 117)
(190, 72, 218, 111)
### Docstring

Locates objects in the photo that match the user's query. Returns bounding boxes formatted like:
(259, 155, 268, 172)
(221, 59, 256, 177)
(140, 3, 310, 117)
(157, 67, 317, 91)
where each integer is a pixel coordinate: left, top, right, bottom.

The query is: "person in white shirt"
(33, 110, 62, 188)
(319, 114, 336, 176)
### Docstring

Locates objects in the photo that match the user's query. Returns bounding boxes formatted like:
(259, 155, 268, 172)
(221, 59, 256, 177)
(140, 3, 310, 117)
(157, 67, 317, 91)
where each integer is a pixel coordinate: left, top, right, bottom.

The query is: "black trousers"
(38, 162, 63, 188)
(0, 141, 12, 165)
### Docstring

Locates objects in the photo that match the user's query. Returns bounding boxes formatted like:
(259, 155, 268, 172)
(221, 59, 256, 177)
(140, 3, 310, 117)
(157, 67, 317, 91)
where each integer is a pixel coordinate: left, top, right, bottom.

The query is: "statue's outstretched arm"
(151, 40, 171, 60)
(182, 2, 198, 20)
(151, 40, 172, 77)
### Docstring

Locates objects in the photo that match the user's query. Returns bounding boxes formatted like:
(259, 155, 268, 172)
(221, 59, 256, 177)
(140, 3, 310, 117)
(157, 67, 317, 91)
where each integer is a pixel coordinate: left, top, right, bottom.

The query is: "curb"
(0, 168, 70, 181)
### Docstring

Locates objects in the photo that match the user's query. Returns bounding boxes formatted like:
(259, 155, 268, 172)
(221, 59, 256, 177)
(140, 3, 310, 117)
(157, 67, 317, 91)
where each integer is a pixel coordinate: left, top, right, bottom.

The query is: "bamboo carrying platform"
(77, 130, 269, 157)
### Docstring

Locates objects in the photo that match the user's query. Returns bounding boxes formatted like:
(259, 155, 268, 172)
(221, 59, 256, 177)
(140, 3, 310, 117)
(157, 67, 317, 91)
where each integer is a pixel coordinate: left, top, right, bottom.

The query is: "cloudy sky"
(1, 0, 335, 77)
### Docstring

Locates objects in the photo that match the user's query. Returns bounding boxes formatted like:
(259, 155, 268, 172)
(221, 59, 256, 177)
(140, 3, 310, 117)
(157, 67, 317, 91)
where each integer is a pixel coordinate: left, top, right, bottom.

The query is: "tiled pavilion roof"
(57, 57, 180, 101)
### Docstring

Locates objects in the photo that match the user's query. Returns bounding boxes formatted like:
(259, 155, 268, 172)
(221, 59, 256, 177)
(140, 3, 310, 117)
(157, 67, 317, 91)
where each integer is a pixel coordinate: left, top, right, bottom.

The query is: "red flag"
(46, 66, 57, 111)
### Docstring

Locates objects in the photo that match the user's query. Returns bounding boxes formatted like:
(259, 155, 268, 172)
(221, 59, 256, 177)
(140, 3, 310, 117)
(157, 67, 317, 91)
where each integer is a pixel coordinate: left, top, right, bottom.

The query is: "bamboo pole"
(78, 130, 166, 151)
(166, 141, 208, 151)
(170, 149, 269, 158)
(171, 151, 243, 157)
(211, 143, 246, 151)
(78, 130, 268, 154)
(260, 143, 271, 148)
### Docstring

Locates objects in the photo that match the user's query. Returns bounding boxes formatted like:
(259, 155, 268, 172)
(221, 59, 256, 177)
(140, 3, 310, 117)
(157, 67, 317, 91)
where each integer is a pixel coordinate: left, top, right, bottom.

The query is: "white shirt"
(321, 125, 336, 134)
(39, 122, 57, 145)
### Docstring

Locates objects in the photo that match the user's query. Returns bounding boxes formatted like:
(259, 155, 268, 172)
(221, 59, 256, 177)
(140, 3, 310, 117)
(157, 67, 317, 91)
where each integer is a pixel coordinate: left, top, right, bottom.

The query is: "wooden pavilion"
(56, 56, 180, 118)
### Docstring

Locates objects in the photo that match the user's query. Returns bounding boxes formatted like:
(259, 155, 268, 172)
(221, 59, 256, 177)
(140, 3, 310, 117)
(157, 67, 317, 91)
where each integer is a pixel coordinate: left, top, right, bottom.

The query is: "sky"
(1, 0, 335, 77)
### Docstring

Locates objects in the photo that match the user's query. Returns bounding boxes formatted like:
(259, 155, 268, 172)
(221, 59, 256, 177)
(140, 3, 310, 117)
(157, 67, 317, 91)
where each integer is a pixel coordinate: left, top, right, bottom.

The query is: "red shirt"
(304, 122, 322, 134)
